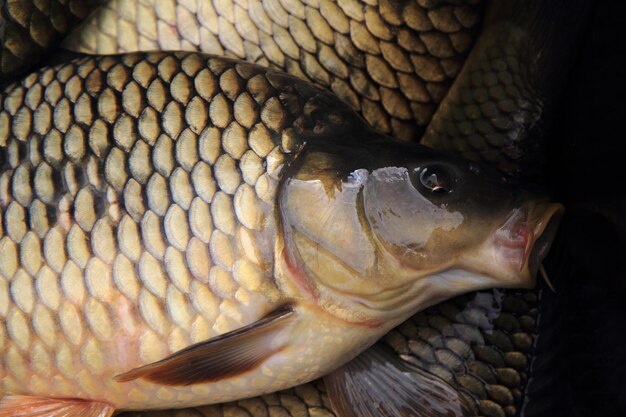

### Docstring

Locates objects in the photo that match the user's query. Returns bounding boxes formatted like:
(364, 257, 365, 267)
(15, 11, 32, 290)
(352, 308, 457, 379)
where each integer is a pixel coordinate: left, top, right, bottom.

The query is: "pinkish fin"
(0, 396, 115, 417)
(324, 344, 470, 417)
(115, 305, 295, 385)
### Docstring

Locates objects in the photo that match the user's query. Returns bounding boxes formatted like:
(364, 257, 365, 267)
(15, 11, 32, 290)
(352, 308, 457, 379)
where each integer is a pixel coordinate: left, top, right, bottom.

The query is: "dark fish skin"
(0, 1, 581, 417)
(421, 0, 591, 182)
(0, 0, 103, 83)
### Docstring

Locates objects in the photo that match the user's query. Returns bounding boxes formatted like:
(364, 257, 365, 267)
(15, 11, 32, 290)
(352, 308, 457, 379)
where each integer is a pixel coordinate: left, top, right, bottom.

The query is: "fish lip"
(492, 202, 565, 280)
(492, 205, 533, 273)
(527, 203, 565, 278)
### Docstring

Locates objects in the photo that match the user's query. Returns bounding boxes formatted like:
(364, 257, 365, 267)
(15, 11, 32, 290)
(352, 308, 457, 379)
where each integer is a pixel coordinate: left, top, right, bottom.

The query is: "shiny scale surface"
(0, 51, 356, 409)
(62, 0, 483, 142)
(0, 1, 553, 416)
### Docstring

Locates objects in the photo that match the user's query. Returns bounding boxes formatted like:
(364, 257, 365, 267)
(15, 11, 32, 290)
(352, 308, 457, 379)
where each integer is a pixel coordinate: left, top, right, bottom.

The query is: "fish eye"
(412, 164, 458, 195)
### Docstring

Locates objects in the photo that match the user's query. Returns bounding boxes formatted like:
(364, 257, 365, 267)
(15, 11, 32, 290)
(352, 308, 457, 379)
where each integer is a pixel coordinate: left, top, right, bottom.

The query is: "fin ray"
(324, 344, 469, 417)
(0, 396, 115, 417)
(115, 305, 295, 385)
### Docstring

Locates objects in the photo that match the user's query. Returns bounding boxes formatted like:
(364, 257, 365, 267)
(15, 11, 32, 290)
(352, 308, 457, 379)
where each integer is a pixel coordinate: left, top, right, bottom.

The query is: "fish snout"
(527, 203, 565, 278)
(492, 202, 565, 286)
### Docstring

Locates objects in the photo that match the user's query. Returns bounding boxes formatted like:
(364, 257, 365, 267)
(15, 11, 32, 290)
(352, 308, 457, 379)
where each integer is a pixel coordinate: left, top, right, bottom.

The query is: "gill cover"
(278, 138, 521, 323)
(279, 145, 473, 286)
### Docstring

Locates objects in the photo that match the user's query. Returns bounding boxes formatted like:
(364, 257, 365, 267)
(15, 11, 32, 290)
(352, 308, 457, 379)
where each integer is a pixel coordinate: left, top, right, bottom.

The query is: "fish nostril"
(469, 163, 482, 174)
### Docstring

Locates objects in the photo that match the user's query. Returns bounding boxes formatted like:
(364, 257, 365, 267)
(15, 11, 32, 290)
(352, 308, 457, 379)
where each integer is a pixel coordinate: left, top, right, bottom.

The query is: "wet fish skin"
(0, 51, 561, 414)
(0, 51, 362, 410)
(55, 2, 496, 414)
(0, 0, 103, 83)
(61, 0, 484, 142)
(0, 0, 487, 413)
(0, 2, 490, 413)
(0, 0, 568, 412)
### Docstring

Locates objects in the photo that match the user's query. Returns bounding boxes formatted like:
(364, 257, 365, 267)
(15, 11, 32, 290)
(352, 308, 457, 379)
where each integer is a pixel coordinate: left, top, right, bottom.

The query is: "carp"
(0, 52, 562, 416)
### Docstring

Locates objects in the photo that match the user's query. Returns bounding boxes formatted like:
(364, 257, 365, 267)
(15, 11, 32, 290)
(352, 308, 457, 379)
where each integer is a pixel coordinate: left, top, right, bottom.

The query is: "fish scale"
(0, 51, 363, 410)
(421, 0, 589, 182)
(0, 2, 566, 417)
(61, 0, 483, 142)
(0, 0, 104, 82)
(121, 381, 335, 417)
(421, 40, 540, 178)
(384, 289, 538, 417)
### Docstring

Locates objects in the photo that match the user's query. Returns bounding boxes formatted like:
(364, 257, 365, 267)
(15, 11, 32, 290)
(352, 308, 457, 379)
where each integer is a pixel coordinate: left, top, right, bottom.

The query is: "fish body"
(61, 0, 484, 142)
(422, 0, 591, 181)
(0, 52, 562, 414)
(0, 0, 103, 83)
(0, 51, 367, 410)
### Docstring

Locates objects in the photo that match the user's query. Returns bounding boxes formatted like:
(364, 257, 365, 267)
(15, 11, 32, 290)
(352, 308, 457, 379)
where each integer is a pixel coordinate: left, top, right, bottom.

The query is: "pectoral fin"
(115, 305, 295, 386)
(324, 344, 469, 417)
(0, 396, 115, 417)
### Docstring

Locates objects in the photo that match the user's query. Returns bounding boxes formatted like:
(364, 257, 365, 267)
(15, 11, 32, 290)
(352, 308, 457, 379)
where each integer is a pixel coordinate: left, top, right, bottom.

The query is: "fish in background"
(60, 0, 484, 142)
(0, 0, 103, 83)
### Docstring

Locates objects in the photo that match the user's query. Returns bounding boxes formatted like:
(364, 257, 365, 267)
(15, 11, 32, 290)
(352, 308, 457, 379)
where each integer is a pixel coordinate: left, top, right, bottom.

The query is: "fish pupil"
(420, 168, 450, 193)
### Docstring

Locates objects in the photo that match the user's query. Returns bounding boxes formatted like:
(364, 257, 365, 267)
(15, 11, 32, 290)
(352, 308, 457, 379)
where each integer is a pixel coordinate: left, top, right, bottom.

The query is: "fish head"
(278, 137, 564, 325)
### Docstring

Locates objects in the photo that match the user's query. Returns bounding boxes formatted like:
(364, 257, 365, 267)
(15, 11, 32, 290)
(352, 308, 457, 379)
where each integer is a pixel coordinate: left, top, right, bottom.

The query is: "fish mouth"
(493, 202, 564, 283)
(527, 204, 564, 278)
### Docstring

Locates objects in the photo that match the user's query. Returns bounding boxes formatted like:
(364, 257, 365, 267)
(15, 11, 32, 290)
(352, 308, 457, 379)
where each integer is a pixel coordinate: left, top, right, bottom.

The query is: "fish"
(56, 1, 541, 415)
(61, 0, 484, 142)
(0, 51, 563, 416)
(411, 1, 592, 415)
(0, 1, 489, 416)
(0, 0, 103, 83)
(96, 0, 598, 412)
(422, 0, 592, 181)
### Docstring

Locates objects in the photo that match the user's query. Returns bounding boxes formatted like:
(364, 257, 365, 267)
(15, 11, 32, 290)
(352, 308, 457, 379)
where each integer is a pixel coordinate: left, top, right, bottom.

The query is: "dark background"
(524, 1, 626, 416)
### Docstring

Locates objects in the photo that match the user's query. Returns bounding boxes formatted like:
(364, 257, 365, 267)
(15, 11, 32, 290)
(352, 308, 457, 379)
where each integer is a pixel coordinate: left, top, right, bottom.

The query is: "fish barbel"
(0, 52, 563, 415)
